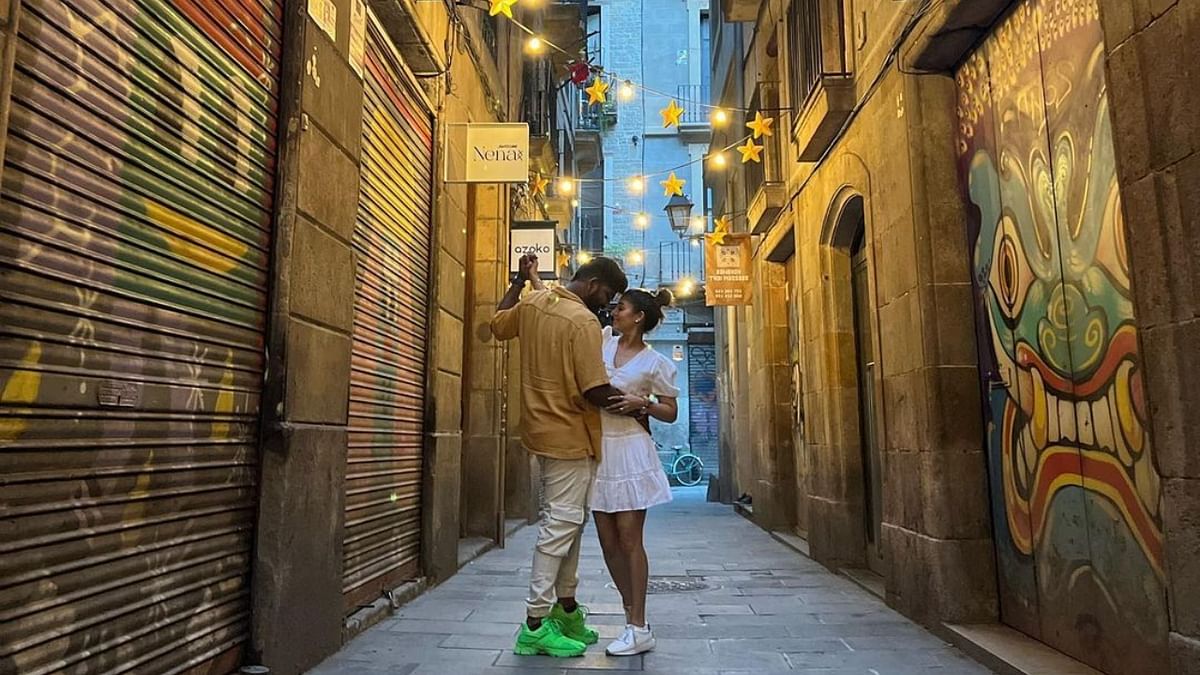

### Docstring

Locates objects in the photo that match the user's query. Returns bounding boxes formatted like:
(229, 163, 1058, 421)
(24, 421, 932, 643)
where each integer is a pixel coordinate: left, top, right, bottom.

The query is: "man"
(491, 254, 632, 658)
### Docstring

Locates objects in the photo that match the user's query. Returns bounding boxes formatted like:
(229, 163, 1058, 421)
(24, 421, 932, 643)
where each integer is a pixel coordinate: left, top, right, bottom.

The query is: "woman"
(592, 288, 679, 656)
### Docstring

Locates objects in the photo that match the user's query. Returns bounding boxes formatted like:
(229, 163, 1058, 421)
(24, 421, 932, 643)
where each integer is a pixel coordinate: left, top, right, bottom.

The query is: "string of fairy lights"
(476, 0, 771, 283)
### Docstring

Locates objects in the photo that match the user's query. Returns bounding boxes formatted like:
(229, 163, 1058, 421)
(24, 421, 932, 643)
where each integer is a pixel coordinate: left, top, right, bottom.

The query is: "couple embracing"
(490, 254, 678, 658)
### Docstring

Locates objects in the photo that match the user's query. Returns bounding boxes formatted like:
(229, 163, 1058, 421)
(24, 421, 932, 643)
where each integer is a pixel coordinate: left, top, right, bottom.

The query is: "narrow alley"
(311, 489, 990, 675)
(1, 0, 1197, 673)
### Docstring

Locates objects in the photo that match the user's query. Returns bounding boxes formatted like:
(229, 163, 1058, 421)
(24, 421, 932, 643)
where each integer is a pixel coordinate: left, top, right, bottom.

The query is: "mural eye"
(998, 238, 1018, 304)
(989, 214, 1035, 321)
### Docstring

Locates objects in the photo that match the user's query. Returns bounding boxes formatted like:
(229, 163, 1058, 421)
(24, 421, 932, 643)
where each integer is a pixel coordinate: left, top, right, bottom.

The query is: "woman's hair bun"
(654, 288, 674, 308)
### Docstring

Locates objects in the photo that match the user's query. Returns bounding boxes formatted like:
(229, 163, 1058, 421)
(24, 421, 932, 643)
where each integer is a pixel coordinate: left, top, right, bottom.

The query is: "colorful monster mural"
(955, 0, 1168, 672)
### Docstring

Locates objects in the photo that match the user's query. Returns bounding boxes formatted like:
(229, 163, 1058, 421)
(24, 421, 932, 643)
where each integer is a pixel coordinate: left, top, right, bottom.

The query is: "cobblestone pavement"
(311, 487, 994, 674)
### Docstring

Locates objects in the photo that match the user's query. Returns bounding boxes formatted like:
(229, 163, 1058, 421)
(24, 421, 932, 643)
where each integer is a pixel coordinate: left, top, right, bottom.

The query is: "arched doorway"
(850, 227, 883, 574)
(825, 192, 885, 574)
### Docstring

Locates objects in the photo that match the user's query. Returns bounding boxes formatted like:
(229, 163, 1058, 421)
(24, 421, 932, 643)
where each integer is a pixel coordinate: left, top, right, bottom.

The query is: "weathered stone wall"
(722, 0, 995, 626)
(254, 1, 364, 670)
(1097, 0, 1200, 670)
(793, 66, 993, 620)
(250, 1, 527, 670)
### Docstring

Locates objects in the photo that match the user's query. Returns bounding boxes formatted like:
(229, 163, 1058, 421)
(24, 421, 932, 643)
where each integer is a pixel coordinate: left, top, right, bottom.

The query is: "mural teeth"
(1091, 395, 1121, 464)
(1047, 389, 1061, 445)
(1115, 361, 1145, 455)
(1058, 399, 1076, 443)
(1020, 425, 1037, 490)
(1031, 368, 1048, 449)
(1103, 387, 1134, 468)
(1076, 400, 1095, 447)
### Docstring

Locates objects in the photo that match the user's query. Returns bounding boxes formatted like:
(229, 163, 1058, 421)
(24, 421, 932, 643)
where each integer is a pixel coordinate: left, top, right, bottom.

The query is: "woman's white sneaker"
(605, 624, 655, 656)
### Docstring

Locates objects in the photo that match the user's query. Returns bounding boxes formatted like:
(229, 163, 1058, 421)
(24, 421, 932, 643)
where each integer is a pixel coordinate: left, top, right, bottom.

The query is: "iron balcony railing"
(787, 0, 822, 112)
(677, 84, 711, 126)
(578, 87, 617, 131)
(745, 81, 784, 199)
(657, 239, 706, 286)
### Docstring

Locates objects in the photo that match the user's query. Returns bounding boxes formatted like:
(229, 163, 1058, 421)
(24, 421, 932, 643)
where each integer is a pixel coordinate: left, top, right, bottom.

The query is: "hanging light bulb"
(628, 249, 644, 265)
(710, 152, 728, 169)
(618, 80, 636, 102)
(525, 36, 545, 54)
(691, 238, 700, 247)
(571, 198, 580, 207)
(634, 212, 650, 229)
(678, 277, 696, 297)
(577, 251, 593, 264)
(627, 176, 645, 195)
(557, 177, 575, 194)
(711, 109, 730, 126)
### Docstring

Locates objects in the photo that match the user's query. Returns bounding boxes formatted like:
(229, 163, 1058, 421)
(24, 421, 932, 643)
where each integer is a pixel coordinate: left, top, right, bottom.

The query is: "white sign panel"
(509, 221, 557, 279)
(308, 0, 337, 41)
(446, 123, 530, 183)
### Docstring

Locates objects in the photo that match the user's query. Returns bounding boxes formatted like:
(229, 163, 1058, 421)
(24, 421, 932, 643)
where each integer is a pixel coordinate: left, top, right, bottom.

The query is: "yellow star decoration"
(746, 111, 775, 139)
(529, 172, 549, 196)
(488, 0, 517, 18)
(660, 172, 685, 197)
(709, 215, 732, 246)
(660, 100, 684, 128)
(556, 251, 571, 270)
(585, 78, 609, 105)
(736, 138, 764, 163)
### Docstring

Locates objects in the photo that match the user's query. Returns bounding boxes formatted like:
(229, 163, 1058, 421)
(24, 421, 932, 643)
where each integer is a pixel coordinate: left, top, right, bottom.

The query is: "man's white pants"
(526, 455, 595, 618)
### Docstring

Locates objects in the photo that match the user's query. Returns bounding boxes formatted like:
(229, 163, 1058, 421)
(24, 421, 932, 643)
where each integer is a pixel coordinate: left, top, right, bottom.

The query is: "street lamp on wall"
(664, 193, 694, 237)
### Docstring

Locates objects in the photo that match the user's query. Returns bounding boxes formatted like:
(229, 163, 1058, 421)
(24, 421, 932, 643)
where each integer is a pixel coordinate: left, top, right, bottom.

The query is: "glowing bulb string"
(491, 8, 777, 115)
(555, 132, 754, 185)
(570, 193, 751, 229)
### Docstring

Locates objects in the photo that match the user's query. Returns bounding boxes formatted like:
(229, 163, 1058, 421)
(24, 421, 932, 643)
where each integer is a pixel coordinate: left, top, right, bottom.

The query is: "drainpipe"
(0, 0, 24, 178)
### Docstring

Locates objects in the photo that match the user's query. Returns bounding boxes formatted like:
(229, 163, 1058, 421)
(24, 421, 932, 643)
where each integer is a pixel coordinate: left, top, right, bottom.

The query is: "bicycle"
(656, 442, 705, 487)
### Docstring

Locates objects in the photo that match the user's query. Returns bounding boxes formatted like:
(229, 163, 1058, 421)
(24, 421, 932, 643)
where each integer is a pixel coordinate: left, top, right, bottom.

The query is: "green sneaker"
(513, 619, 587, 657)
(549, 603, 599, 645)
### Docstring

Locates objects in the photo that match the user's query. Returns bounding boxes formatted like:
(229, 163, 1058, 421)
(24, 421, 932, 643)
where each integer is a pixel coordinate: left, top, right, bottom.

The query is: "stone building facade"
(707, 0, 1200, 672)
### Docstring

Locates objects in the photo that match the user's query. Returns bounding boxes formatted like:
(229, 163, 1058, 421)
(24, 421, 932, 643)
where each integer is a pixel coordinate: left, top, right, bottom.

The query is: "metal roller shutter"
(0, 0, 281, 672)
(341, 14, 435, 612)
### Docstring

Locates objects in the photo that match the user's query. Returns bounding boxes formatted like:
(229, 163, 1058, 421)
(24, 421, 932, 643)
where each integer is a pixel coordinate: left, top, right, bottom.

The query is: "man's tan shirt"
(490, 286, 608, 461)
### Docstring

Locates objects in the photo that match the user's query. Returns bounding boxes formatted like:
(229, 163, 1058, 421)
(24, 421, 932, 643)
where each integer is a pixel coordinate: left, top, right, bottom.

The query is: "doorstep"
(341, 522, 532, 644)
(342, 579, 427, 642)
(768, 528, 810, 558)
(936, 623, 1103, 675)
(840, 567, 885, 600)
(457, 536, 493, 569)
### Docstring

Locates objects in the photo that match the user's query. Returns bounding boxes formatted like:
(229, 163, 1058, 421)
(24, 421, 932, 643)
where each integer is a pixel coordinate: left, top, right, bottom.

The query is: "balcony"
(787, 0, 852, 161)
(716, 0, 759, 23)
(745, 82, 786, 234)
(578, 87, 617, 132)
(657, 239, 705, 283)
(543, 0, 588, 75)
(677, 84, 712, 142)
(574, 88, 612, 175)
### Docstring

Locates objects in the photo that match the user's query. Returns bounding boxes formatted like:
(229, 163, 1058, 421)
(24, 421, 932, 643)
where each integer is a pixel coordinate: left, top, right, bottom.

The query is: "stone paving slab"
(309, 487, 994, 675)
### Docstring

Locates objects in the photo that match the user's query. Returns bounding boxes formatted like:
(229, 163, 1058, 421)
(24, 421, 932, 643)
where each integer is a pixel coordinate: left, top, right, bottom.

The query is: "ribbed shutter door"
(342, 16, 435, 612)
(0, 0, 281, 672)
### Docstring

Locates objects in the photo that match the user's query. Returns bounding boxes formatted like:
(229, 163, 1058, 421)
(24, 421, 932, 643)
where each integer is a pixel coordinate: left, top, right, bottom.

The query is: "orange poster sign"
(704, 233, 753, 306)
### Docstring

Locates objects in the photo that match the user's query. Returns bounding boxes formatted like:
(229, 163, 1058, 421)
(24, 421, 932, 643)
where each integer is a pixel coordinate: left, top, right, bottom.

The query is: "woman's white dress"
(590, 327, 679, 513)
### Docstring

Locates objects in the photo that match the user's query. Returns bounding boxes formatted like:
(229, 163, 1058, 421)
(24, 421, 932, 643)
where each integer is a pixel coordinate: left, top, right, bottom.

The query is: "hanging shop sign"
(445, 123, 530, 183)
(705, 233, 753, 306)
(510, 221, 559, 280)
